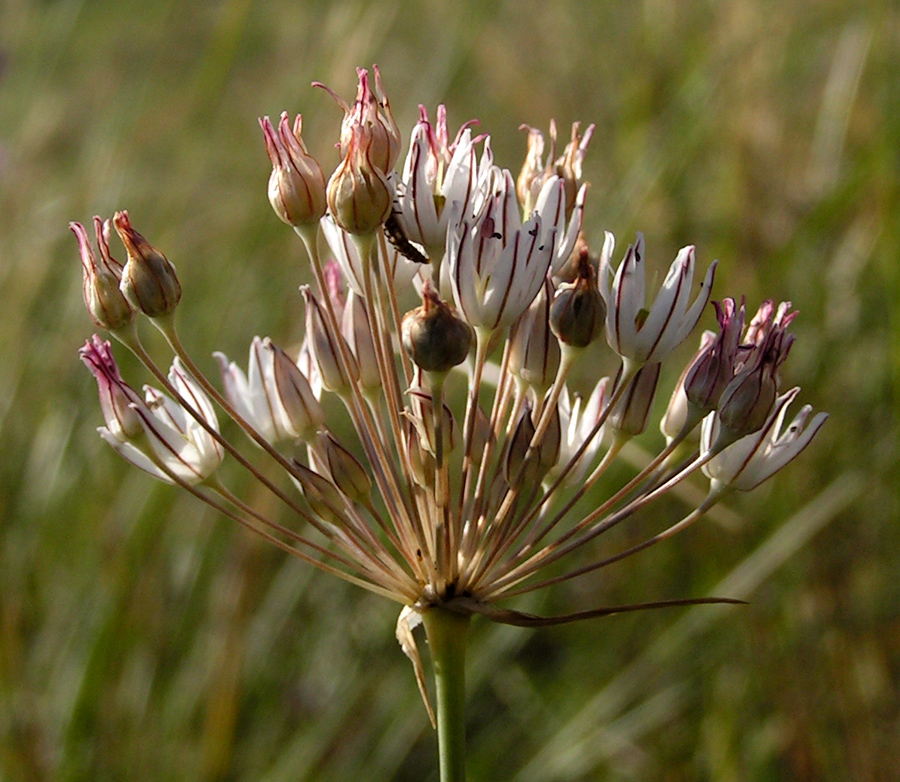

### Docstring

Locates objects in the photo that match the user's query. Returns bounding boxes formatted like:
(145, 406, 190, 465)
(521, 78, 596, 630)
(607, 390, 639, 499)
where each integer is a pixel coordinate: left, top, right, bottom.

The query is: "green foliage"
(0, 0, 895, 779)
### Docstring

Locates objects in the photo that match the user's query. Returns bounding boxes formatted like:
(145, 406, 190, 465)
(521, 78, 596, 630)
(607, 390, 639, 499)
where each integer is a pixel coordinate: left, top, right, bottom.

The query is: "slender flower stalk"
(72, 67, 825, 781)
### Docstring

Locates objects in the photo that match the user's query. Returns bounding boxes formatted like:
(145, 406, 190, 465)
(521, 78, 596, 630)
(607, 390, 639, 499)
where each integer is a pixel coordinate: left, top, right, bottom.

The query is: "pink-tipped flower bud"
(114, 211, 181, 318)
(72, 217, 135, 332)
(715, 346, 778, 443)
(80, 335, 143, 441)
(684, 298, 745, 416)
(401, 282, 472, 375)
(261, 113, 327, 227)
(315, 65, 401, 174)
(549, 247, 605, 348)
(326, 123, 393, 236)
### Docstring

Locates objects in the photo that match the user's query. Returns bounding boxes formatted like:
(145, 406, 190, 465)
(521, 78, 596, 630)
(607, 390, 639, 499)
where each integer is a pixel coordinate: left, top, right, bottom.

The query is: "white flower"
(600, 231, 717, 366)
(701, 387, 827, 493)
(215, 337, 323, 445)
(448, 169, 556, 333)
(395, 110, 494, 254)
(547, 380, 608, 487)
(99, 359, 223, 484)
(531, 175, 585, 275)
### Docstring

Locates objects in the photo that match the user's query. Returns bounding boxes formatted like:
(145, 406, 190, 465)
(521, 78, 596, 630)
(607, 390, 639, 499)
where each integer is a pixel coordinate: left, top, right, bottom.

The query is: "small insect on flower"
(384, 208, 431, 264)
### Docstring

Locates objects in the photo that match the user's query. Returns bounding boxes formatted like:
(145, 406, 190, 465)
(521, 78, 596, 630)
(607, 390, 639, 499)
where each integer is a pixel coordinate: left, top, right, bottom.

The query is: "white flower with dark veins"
(601, 231, 717, 368)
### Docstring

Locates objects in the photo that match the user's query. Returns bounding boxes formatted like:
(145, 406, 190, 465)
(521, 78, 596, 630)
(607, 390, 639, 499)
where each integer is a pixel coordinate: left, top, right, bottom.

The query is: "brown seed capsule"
(327, 123, 393, 236)
(505, 403, 560, 485)
(402, 282, 472, 374)
(549, 247, 605, 348)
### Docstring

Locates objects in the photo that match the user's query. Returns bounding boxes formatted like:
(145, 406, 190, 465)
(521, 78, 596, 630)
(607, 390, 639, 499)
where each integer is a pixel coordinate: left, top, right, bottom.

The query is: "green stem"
(423, 607, 471, 782)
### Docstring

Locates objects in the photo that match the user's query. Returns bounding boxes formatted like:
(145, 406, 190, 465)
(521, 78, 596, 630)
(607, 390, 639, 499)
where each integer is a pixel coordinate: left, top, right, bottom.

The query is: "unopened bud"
(684, 299, 745, 417)
(326, 124, 393, 236)
(261, 113, 327, 227)
(404, 419, 433, 489)
(80, 335, 143, 441)
(469, 405, 493, 467)
(114, 211, 181, 318)
(292, 461, 343, 523)
(402, 283, 472, 374)
(509, 279, 560, 394)
(660, 330, 716, 442)
(549, 248, 605, 348)
(408, 387, 456, 458)
(267, 339, 324, 441)
(342, 290, 381, 392)
(609, 362, 661, 438)
(301, 286, 359, 394)
(318, 431, 371, 503)
(505, 404, 560, 485)
(716, 361, 777, 442)
(72, 218, 135, 332)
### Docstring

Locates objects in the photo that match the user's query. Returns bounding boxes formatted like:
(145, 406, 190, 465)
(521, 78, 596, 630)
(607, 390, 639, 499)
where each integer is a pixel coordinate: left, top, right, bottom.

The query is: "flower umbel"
(73, 67, 825, 782)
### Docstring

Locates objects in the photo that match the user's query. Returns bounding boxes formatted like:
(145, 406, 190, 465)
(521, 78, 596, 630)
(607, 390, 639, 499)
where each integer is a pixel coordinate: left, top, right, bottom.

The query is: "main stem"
(422, 607, 471, 782)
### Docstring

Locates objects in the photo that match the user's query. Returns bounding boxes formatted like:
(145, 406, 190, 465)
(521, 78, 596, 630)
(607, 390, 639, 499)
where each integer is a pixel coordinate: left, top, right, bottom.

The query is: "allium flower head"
(74, 70, 826, 754)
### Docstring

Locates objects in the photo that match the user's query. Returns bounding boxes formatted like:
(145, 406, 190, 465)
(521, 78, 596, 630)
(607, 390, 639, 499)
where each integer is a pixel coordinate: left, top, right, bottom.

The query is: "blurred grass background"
(0, 0, 896, 779)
